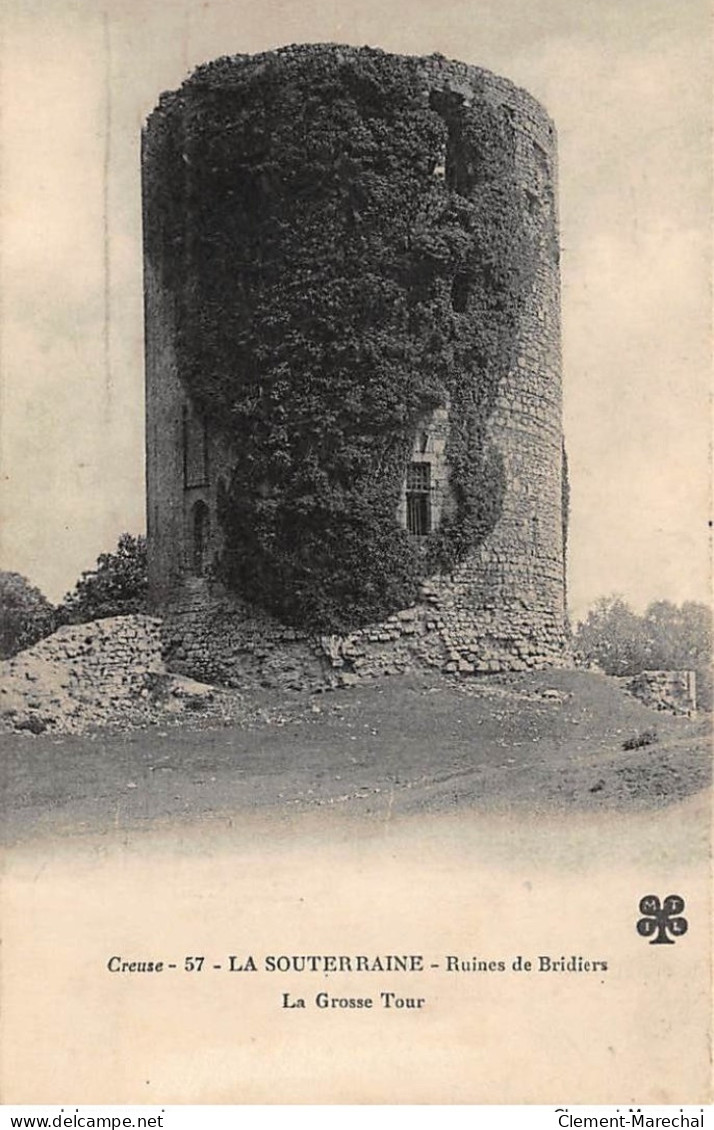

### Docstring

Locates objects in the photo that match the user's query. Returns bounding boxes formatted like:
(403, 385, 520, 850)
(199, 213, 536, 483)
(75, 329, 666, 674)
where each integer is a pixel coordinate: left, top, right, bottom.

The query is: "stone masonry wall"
(427, 56, 566, 669)
(162, 576, 568, 692)
(626, 671, 697, 716)
(0, 616, 163, 733)
(0, 615, 218, 734)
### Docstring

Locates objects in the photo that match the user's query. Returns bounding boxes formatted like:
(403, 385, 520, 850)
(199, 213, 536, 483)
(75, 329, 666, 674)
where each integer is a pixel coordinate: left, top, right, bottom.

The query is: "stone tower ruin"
(142, 45, 568, 688)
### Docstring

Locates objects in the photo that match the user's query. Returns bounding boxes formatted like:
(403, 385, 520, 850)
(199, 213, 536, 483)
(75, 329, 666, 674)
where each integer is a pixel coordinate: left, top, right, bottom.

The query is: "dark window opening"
(525, 188, 540, 215)
(448, 150, 473, 196)
(428, 88, 476, 197)
(451, 272, 470, 312)
(216, 477, 229, 527)
(191, 500, 210, 576)
(406, 462, 432, 536)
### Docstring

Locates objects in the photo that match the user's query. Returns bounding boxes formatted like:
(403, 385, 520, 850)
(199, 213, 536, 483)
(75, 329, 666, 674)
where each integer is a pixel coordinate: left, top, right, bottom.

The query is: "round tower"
(142, 45, 567, 680)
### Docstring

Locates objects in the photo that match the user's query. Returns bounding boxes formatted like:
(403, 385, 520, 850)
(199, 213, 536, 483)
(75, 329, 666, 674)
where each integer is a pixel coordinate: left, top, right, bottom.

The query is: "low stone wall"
(626, 670, 697, 715)
(0, 614, 214, 734)
(161, 578, 570, 691)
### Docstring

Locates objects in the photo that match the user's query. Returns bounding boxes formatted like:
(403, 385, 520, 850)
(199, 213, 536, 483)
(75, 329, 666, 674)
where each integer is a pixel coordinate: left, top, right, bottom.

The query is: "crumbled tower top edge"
(145, 42, 555, 137)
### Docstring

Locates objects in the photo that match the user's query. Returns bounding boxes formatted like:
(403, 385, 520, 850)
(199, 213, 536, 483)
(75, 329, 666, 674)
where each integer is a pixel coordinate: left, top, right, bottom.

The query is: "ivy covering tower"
(143, 45, 568, 684)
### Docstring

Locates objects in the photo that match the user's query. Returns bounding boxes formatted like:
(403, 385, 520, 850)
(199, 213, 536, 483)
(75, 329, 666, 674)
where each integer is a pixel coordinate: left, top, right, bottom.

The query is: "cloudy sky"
(0, 0, 710, 620)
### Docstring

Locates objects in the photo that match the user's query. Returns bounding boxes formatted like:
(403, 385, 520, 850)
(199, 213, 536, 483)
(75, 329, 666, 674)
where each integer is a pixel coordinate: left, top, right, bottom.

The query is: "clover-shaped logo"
(637, 894, 688, 945)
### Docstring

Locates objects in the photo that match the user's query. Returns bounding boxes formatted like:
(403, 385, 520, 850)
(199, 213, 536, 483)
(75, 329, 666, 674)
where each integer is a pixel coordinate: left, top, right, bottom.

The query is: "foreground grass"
(0, 668, 710, 843)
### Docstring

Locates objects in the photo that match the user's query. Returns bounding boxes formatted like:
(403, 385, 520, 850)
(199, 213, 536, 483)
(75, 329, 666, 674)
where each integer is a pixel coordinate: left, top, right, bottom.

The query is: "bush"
(0, 573, 56, 658)
(622, 729, 658, 751)
(57, 534, 148, 625)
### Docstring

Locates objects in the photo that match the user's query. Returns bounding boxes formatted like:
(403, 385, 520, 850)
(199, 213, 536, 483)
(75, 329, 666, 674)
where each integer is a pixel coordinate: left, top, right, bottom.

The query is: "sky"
(0, 0, 710, 622)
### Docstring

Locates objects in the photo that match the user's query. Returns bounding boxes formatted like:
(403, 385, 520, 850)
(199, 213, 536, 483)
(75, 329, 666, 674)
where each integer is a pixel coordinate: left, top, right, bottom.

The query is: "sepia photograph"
(0, 0, 711, 1105)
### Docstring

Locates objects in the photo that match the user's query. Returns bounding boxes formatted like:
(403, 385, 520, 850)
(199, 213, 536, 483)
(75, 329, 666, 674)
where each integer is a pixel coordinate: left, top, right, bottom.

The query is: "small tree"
(573, 595, 649, 676)
(57, 534, 148, 624)
(0, 572, 56, 658)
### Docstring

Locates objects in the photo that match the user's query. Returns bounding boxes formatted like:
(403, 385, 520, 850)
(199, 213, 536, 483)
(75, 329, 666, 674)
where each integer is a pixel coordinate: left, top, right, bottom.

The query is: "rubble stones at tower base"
(161, 578, 570, 692)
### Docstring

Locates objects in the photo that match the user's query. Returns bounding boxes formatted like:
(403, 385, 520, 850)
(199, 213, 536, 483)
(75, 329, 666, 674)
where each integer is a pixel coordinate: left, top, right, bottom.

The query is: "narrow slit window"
(191, 500, 210, 576)
(451, 272, 470, 313)
(183, 405, 209, 488)
(406, 462, 431, 536)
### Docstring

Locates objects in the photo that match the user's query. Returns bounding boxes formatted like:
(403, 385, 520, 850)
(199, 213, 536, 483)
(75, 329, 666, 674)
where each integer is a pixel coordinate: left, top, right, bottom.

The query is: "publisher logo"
(637, 894, 688, 945)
